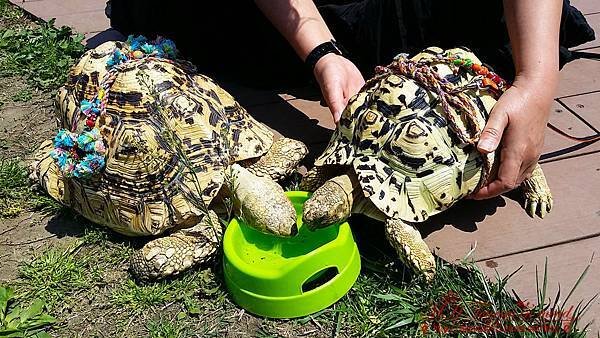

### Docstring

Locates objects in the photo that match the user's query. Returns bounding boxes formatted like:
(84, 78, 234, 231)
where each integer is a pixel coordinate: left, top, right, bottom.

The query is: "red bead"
(471, 64, 482, 72)
(86, 119, 95, 128)
(489, 74, 502, 84)
(482, 78, 498, 90)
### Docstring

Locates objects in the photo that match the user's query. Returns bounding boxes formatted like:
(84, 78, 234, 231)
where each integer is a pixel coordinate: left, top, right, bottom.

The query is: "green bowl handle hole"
(301, 266, 339, 293)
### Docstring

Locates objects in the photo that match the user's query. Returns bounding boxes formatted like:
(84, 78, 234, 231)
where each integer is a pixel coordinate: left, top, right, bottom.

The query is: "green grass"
(146, 315, 192, 338)
(8, 222, 595, 336)
(16, 242, 102, 311)
(0, 158, 62, 218)
(317, 256, 595, 337)
(111, 268, 225, 315)
(0, 15, 84, 91)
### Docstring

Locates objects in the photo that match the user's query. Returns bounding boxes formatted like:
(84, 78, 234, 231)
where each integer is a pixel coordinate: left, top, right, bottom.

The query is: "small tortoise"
(300, 47, 553, 279)
(32, 40, 308, 280)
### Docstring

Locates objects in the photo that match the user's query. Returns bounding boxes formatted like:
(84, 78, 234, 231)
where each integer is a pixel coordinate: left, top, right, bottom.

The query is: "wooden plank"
(573, 13, 600, 51)
(477, 235, 600, 336)
(571, 0, 600, 15)
(424, 154, 600, 262)
(52, 10, 109, 34)
(541, 99, 600, 163)
(9, 0, 109, 34)
(556, 56, 600, 98)
(559, 91, 600, 130)
(245, 98, 334, 165)
(9, 0, 105, 18)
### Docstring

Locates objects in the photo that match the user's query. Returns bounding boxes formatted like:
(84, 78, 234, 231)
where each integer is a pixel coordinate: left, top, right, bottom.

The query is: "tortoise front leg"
(245, 137, 308, 182)
(385, 219, 436, 281)
(521, 164, 553, 218)
(130, 210, 222, 281)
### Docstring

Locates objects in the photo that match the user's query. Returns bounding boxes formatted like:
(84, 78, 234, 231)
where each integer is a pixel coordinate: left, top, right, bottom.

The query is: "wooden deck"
(10, 0, 600, 334)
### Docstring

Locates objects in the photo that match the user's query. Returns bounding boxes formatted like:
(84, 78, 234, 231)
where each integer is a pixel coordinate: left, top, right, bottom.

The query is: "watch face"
(331, 40, 347, 56)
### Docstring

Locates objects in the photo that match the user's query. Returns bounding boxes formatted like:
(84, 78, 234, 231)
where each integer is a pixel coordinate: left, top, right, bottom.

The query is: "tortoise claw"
(527, 201, 538, 218)
(524, 195, 552, 219)
(522, 164, 553, 219)
(539, 202, 548, 219)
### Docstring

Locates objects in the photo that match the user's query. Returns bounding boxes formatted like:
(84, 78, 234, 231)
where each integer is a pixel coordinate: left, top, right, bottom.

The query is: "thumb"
(478, 108, 508, 153)
(324, 87, 346, 123)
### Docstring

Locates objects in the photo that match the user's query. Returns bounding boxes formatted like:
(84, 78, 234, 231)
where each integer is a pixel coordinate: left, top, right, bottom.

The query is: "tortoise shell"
(33, 41, 273, 236)
(314, 47, 497, 223)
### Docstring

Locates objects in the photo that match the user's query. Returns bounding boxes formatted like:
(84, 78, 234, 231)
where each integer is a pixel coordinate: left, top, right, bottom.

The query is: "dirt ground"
(0, 76, 59, 274)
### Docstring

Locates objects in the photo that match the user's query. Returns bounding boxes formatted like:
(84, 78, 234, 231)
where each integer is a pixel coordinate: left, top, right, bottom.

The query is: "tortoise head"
(229, 164, 298, 237)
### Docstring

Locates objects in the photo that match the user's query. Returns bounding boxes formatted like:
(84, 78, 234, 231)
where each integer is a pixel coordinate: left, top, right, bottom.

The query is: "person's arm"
(472, 0, 562, 199)
(254, 0, 364, 121)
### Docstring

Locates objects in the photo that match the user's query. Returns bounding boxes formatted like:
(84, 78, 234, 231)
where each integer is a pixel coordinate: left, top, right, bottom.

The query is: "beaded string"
(369, 51, 510, 191)
(373, 52, 509, 146)
(51, 35, 179, 179)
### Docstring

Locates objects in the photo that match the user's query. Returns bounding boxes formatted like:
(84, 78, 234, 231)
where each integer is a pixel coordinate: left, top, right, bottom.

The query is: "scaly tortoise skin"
(31, 41, 308, 280)
(300, 47, 553, 280)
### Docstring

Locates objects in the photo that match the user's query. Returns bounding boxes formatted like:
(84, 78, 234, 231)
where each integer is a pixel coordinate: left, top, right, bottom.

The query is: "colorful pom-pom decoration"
(51, 128, 106, 178)
(50, 35, 178, 179)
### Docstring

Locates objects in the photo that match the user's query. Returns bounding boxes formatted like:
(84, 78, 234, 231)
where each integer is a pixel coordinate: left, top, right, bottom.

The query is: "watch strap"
(304, 40, 346, 70)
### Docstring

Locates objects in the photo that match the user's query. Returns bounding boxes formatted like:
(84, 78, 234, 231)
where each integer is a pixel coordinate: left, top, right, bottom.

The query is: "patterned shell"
(314, 47, 497, 223)
(33, 41, 273, 236)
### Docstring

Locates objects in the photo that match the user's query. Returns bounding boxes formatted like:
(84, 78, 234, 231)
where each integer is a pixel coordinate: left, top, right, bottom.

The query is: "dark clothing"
(101, 0, 595, 87)
(319, 0, 595, 79)
(106, 1, 307, 87)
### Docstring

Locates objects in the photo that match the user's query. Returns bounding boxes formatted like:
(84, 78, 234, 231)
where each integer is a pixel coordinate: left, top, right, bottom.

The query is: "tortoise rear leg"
(245, 137, 308, 182)
(385, 219, 436, 281)
(130, 210, 222, 281)
(521, 164, 553, 219)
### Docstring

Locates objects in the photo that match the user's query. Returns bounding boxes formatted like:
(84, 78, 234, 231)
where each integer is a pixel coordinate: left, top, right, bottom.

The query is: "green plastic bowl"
(223, 191, 360, 318)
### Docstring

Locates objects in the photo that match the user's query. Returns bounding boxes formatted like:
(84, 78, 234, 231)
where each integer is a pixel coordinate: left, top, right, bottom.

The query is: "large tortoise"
(300, 47, 553, 280)
(31, 39, 307, 280)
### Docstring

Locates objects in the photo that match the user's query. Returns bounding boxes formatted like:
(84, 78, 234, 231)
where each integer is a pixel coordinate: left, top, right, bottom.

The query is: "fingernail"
(478, 139, 495, 153)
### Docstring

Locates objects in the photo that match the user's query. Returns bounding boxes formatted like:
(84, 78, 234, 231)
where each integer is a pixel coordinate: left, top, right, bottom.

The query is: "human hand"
(471, 76, 556, 200)
(313, 53, 365, 122)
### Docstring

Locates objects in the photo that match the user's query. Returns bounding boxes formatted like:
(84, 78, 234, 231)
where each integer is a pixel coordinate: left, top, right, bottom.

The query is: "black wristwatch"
(304, 40, 347, 70)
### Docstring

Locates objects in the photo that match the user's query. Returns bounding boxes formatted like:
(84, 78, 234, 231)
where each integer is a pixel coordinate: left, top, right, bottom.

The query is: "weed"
(0, 286, 55, 338)
(136, 71, 226, 243)
(10, 88, 32, 102)
(0, 0, 22, 25)
(0, 157, 62, 218)
(16, 242, 102, 311)
(0, 18, 84, 91)
(281, 171, 303, 192)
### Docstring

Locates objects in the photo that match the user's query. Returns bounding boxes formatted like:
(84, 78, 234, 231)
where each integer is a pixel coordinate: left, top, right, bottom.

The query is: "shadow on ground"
(349, 195, 508, 260)
(44, 210, 146, 249)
